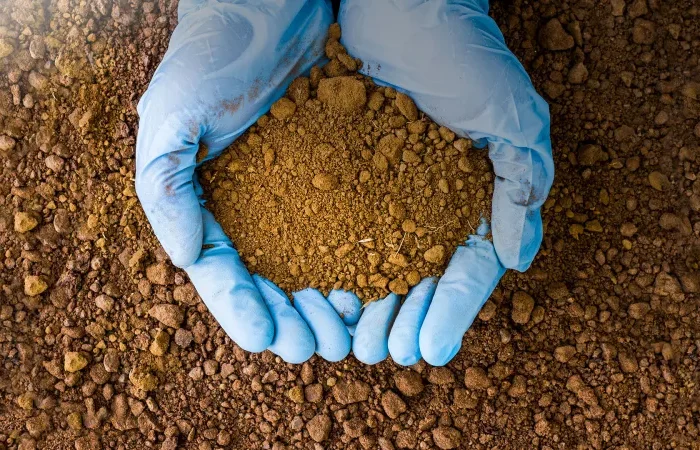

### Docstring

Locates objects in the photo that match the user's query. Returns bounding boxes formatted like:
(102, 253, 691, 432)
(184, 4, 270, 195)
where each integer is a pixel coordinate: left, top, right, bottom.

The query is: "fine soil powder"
(200, 26, 493, 301)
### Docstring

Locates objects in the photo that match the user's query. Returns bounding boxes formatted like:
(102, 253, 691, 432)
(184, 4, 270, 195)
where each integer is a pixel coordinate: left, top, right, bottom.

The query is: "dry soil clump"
(201, 33, 492, 301)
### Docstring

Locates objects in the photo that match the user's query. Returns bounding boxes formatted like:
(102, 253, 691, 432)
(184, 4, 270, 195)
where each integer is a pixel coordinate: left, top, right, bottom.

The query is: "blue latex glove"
(254, 280, 361, 362)
(341, 0, 554, 366)
(292, 288, 361, 362)
(135, 0, 336, 363)
(327, 289, 363, 334)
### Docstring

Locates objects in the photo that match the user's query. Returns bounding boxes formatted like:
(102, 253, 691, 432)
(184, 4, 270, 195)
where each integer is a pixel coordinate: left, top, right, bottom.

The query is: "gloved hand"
(341, 0, 555, 366)
(255, 281, 360, 362)
(135, 0, 340, 363)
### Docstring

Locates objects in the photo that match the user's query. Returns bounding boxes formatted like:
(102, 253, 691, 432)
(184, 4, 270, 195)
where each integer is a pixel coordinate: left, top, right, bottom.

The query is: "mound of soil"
(200, 32, 492, 301)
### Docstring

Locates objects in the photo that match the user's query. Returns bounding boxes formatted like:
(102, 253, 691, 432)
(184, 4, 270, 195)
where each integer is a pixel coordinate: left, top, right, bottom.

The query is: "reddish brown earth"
(1, 1, 699, 449)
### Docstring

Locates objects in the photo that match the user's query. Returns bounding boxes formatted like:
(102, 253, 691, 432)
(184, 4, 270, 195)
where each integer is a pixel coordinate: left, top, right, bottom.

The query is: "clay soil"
(200, 33, 492, 302)
(1, 1, 699, 449)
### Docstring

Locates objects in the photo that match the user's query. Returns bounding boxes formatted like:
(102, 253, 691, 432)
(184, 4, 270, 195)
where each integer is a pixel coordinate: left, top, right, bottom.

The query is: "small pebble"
(423, 245, 445, 264)
(381, 390, 407, 419)
(24, 276, 48, 296)
(306, 414, 331, 442)
(148, 304, 184, 328)
(149, 329, 170, 356)
(64, 352, 88, 372)
(394, 370, 424, 397)
(464, 367, 491, 390)
(270, 97, 297, 120)
(432, 427, 462, 450)
(15, 212, 38, 233)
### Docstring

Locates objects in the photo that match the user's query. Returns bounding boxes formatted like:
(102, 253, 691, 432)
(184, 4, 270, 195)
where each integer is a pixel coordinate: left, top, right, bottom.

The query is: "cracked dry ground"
(1, 0, 699, 449)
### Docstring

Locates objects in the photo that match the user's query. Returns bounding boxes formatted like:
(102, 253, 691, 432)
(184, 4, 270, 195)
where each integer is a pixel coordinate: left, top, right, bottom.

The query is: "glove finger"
(352, 294, 401, 365)
(387, 277, 437, 366)
(419, 238, 505, 366)
(293, 289, 351, 362)
(252, 275, 316, 364)
(135, 118, 203, 268)
(327, 290, 363, 326)
(185, 208, 274, 352)
(490, 141, 551, 271)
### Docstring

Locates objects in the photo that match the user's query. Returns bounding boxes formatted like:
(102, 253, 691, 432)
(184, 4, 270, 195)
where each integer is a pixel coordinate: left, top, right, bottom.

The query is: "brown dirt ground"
(1, 0, 699, 449)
